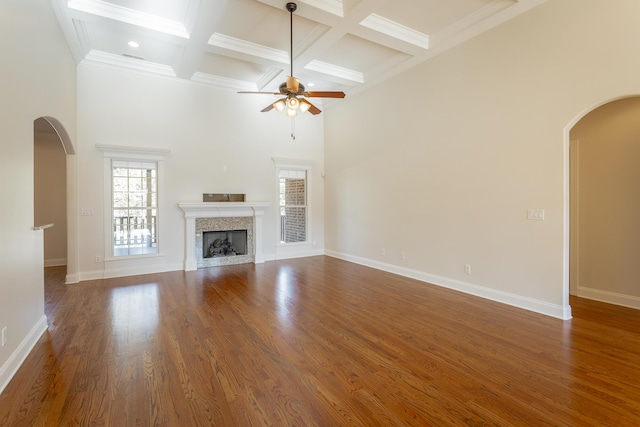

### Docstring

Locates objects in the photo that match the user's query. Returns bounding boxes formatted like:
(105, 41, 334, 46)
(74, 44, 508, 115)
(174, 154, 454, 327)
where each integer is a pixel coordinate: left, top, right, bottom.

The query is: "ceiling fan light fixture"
(299, 99, 311, 113)
(274, 100, 286, 112)
(286, 108, 298, 118)
(287, 97, 300, 110)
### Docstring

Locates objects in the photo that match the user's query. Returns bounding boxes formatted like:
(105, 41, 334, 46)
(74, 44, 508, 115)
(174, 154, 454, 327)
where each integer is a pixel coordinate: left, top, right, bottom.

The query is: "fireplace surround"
(178, 202, 270, 271)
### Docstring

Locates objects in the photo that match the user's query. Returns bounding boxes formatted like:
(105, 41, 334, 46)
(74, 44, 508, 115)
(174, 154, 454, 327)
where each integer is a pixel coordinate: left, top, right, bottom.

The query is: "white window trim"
(97, 144, 170, 260)
(272, 158, 313, 246)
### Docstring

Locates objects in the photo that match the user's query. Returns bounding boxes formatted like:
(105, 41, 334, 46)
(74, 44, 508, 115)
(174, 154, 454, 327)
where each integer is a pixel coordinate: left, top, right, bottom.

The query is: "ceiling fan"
(238, 2, 345, 137)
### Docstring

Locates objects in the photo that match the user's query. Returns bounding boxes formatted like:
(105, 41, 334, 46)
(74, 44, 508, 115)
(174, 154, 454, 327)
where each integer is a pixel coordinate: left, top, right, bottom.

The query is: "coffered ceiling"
(50, 0, 545, 99)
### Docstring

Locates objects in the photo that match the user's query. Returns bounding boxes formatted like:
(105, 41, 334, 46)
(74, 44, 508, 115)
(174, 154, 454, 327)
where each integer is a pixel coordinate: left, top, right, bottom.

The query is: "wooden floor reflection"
(1, 256, 640, 425)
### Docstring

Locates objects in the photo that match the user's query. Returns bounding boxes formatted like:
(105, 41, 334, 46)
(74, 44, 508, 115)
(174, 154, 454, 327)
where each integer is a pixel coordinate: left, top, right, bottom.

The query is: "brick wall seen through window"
(279, 170, 306, 243)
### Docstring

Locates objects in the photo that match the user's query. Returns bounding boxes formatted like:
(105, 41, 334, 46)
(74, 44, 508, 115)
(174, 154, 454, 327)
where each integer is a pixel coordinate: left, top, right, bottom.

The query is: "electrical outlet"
(401, 251, 406, 260)
(380, 248, 386, 257)
(2, 327, 7, 347)
(95, 255, 101, 263)
(464, 264, 472, 274)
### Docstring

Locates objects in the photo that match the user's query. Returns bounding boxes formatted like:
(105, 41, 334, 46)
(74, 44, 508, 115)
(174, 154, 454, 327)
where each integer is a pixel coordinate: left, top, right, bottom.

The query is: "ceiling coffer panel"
(317, 33, 403, 73)
(198, 52, 275, 84)
(371, 0, 497, 35)
(86, 24, 182, 65)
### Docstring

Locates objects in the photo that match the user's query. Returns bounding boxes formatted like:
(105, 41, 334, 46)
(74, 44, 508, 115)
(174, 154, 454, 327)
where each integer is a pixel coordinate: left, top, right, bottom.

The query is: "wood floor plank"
(1, 256, 640, 425)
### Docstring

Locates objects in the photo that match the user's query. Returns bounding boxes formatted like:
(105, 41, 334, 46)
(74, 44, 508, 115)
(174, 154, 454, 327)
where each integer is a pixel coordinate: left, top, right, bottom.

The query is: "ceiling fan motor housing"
(280, 81, 305, 95)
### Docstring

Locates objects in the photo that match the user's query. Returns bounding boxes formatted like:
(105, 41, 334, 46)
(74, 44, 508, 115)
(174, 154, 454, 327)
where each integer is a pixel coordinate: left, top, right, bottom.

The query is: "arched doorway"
(565, 96, 640, 310)
(33, 117, 77, 284)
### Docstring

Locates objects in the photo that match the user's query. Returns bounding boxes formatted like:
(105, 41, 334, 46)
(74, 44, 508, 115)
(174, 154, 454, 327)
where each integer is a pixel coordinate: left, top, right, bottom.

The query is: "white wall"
(324, 0, 640, 319)
(570, 97, 640, 308)
(76, 63, 325, 279)
(0, 0, 76, 393)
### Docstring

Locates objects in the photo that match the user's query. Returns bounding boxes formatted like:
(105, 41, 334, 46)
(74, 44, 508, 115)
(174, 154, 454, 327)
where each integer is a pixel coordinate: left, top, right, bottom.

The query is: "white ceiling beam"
(359, 13, 429, 49)
(208, 34, 289, 65)
(67, 0, 190, 38)
(173, 0, 230, 79)
(304, 60, 364, 83)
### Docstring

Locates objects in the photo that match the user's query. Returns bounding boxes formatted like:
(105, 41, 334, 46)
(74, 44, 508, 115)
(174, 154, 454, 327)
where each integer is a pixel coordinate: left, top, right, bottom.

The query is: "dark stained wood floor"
(1, 256, 639, 426)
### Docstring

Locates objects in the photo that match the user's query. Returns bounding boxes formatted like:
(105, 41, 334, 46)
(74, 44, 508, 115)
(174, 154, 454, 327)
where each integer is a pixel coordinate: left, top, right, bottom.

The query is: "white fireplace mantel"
(178, 202, 270, 271)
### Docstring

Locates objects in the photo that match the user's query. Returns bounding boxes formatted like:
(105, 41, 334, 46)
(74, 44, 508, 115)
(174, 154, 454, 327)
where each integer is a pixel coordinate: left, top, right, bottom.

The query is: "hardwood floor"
(1, 256, 639, 426)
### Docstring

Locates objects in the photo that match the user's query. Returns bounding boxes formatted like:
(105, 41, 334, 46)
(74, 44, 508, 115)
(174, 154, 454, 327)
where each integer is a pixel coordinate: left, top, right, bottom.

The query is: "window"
(112, 161, 157, 256)
(97, 144, 169, 259)
(279, 169, 307, 243)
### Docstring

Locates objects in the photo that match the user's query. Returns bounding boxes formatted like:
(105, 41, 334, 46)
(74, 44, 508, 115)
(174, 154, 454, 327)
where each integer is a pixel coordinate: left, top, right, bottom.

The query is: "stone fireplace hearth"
(178, 202, 270, 271)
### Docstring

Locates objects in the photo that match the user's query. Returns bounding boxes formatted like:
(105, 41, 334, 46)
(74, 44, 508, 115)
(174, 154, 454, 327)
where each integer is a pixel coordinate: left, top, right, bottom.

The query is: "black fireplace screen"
(202, 230, 247, 258)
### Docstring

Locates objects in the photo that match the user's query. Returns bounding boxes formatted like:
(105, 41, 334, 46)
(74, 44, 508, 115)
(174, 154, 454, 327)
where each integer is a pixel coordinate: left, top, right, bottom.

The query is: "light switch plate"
(527, 209, 545, 220)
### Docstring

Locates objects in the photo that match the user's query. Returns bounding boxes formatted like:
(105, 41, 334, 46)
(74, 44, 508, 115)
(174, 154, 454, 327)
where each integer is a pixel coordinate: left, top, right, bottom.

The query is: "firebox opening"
(203, 230, 248, 258)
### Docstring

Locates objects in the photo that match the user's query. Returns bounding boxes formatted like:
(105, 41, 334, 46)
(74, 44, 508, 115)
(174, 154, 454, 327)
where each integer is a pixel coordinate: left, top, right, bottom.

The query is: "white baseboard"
(78, 269, 104, 281)
(78, 263, 184, 282)
(0, 315, 48, 395)
(44, 258, 67, 267)
(103, 263, 183, 279)
(77, 251, 327, 281)
(325, 250, 571, 320)
(267, 248, 324, 262)
(577, 286, 640, 310)
(65, 273, 79, 284)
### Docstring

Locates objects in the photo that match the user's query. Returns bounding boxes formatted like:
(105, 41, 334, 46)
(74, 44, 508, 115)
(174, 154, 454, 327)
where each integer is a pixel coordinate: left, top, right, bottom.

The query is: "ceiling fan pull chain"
(291, 118, 296, 140)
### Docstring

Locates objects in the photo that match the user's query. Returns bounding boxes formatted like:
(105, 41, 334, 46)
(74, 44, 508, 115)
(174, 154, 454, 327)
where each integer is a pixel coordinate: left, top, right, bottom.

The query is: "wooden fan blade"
(305, 91, 346, 98)
(307, 105, 322, 115)
(238, 91, 281, 95)
(300, 99, 322, 115)
(261, 103, 275, 112)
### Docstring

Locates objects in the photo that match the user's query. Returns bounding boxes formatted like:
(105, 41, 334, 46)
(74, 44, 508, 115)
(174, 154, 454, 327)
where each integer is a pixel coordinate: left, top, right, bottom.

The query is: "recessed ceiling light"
(128, 41, 140, 48)
(307, 82, 315, 87)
